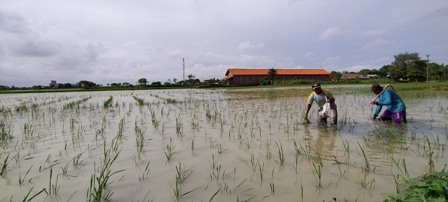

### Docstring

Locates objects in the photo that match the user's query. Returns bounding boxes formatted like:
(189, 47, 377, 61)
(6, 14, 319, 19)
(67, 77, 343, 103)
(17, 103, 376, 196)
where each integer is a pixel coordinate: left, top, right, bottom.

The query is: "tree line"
(330, 52, 448, 82)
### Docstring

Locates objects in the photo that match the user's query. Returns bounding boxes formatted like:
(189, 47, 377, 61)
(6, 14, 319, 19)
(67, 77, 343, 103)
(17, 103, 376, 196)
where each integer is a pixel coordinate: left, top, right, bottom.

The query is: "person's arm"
(373, 105, 382, 119)
(305, 104, 312, 119)
(304, 93, 314, 121)
(372, 93, 384, 119)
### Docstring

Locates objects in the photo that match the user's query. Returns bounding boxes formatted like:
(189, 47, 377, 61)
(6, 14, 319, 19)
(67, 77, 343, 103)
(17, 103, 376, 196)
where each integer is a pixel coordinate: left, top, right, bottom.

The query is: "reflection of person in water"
(302, 124, 337, 164)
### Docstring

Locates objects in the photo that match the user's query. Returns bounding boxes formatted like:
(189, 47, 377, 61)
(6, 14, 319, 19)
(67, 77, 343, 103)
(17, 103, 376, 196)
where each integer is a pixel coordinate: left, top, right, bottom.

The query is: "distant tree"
(267, 68, 276, 85)
(358, 69, 371, 76)
(63, 83, 72, 88)
(173, 78, 178, 85)
(442, 64, 448, 80)
(390, 52, 421, 81)
(379, 65, 392, 78)
(203, 78, 222, 86)
(151, 81, 162, 86)
(330, 71, 342, 81)
(78, 80, 97, 89)
(406, 60, 427, 81)
(138, 78, 148, 86)
(185, 74, 200, 85)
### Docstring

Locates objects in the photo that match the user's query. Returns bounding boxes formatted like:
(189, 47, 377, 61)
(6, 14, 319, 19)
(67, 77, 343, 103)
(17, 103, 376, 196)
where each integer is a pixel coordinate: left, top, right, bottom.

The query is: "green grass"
(384, 171, 448, 201)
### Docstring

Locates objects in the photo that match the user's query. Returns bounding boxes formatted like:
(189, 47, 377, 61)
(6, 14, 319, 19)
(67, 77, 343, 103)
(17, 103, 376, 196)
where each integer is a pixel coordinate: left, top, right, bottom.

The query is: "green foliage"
(268, 68, 276, 85)
(103, 96, 113, 108)
(384, 171, 448, 202)
(260, 77, 272, 85)
(78, 80, 97, 89)
(330, 71, 342, 81)
(137, 78, 148, 86)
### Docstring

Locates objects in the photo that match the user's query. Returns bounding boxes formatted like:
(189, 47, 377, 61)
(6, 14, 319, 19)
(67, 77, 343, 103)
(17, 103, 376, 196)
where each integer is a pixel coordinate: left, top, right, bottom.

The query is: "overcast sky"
(1, 0, 447, 87)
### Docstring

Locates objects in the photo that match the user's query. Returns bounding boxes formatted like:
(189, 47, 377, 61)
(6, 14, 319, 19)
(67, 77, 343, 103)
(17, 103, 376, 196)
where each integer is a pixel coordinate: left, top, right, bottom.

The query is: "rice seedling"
(22, 187, 47, 202)
(358, 172, 375, 190)
(72, 152, 84, 168)
(175, 162, 193, 184)
(269, 182, 275, 195)
(275, 141, 285, 167)
(312, 162, 322, 188)
(427, 150, 435, 174)
(191, 138, 195, 153)
(0, 121, 13, 141)
(87, 149, 123, 202)
(342, 139, 351, 164)
(257, 161, 264, 183)
(19, 165, 33, 186)
(61, 161, 70, 176)
(300, 183, 304, 202)
(103, 96, 113, 109)
(0, 153, 10, 176)
(151, 111, 159, 129)
(166, 98, 177, 104)
(47, 168, 60, 198)
(175, 115, 183, 136)
(391, 157, 409, 177)
(357, 142, 370, 172)
(164, 138, 176, 161)
(171, 163, 198, 202)
(117, 117, 125, 139)
(133, 96, 145, 106)
(135, 122, 145, 154)
(138, 161, 151, 181)
(209, 188, 221, 202)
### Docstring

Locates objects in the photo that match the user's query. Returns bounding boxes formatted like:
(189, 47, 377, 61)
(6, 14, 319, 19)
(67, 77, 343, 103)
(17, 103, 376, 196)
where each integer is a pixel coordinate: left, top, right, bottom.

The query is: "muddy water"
(0, 87, 447, 202)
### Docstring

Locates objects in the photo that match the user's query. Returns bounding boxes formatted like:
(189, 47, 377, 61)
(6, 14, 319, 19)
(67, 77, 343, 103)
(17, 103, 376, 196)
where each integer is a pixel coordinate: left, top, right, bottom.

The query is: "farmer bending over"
(304, 82, 338, 125)
(370, 83, 407, 124)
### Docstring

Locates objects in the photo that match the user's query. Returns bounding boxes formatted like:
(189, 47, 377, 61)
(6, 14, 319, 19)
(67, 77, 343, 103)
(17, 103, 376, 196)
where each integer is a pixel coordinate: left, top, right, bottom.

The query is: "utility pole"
(182, 58, 185, 84)
(426, 54, 430, 83)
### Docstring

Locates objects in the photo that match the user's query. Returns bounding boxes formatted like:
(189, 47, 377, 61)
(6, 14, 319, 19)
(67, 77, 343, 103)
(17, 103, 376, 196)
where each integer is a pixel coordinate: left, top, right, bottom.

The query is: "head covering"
(371, 83, 383, 91)
(312, 82, 321, 89)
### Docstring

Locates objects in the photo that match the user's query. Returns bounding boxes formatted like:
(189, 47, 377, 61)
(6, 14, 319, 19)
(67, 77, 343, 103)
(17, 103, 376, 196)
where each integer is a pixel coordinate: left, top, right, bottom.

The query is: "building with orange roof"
(224, 68, 330, 86)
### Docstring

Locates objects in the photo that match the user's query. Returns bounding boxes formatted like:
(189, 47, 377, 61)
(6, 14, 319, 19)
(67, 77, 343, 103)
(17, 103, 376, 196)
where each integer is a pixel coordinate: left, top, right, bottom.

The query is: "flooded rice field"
(1, 86, 447, 202)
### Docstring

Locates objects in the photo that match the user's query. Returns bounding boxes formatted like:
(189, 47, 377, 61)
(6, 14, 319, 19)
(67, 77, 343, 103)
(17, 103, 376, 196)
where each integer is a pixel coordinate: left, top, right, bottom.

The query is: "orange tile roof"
(225, 68, 329, 76)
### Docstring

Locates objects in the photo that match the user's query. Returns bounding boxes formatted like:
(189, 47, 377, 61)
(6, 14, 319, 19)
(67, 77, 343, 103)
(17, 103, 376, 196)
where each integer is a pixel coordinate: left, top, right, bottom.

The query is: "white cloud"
(0, 0, 447, 87)
(318, 28, 340, 41)
(237, 41, 265, 53)
(363, 38, 392, 49)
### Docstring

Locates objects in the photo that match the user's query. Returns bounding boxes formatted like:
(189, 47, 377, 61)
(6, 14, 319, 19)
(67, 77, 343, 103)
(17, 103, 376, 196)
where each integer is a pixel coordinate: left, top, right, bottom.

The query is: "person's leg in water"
(391, 111, 406, 124)
(330, 103, 337, 125)
(379, 109, 392, 121)
(317, 112, 327, 125)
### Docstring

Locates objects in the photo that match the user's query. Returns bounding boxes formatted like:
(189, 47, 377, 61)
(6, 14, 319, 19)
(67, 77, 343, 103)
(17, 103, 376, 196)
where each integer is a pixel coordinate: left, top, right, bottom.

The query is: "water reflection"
(302, 124, 338, 164)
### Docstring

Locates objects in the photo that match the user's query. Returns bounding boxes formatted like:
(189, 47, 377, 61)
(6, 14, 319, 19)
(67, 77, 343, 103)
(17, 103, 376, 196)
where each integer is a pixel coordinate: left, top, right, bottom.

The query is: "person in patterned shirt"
(304, 82, 338, 125)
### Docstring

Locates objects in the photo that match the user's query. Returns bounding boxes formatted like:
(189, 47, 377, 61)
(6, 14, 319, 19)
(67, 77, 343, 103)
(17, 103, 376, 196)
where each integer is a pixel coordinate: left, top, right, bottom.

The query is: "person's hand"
(372, 115, 377, 120)
(371, 101, 378, 105)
